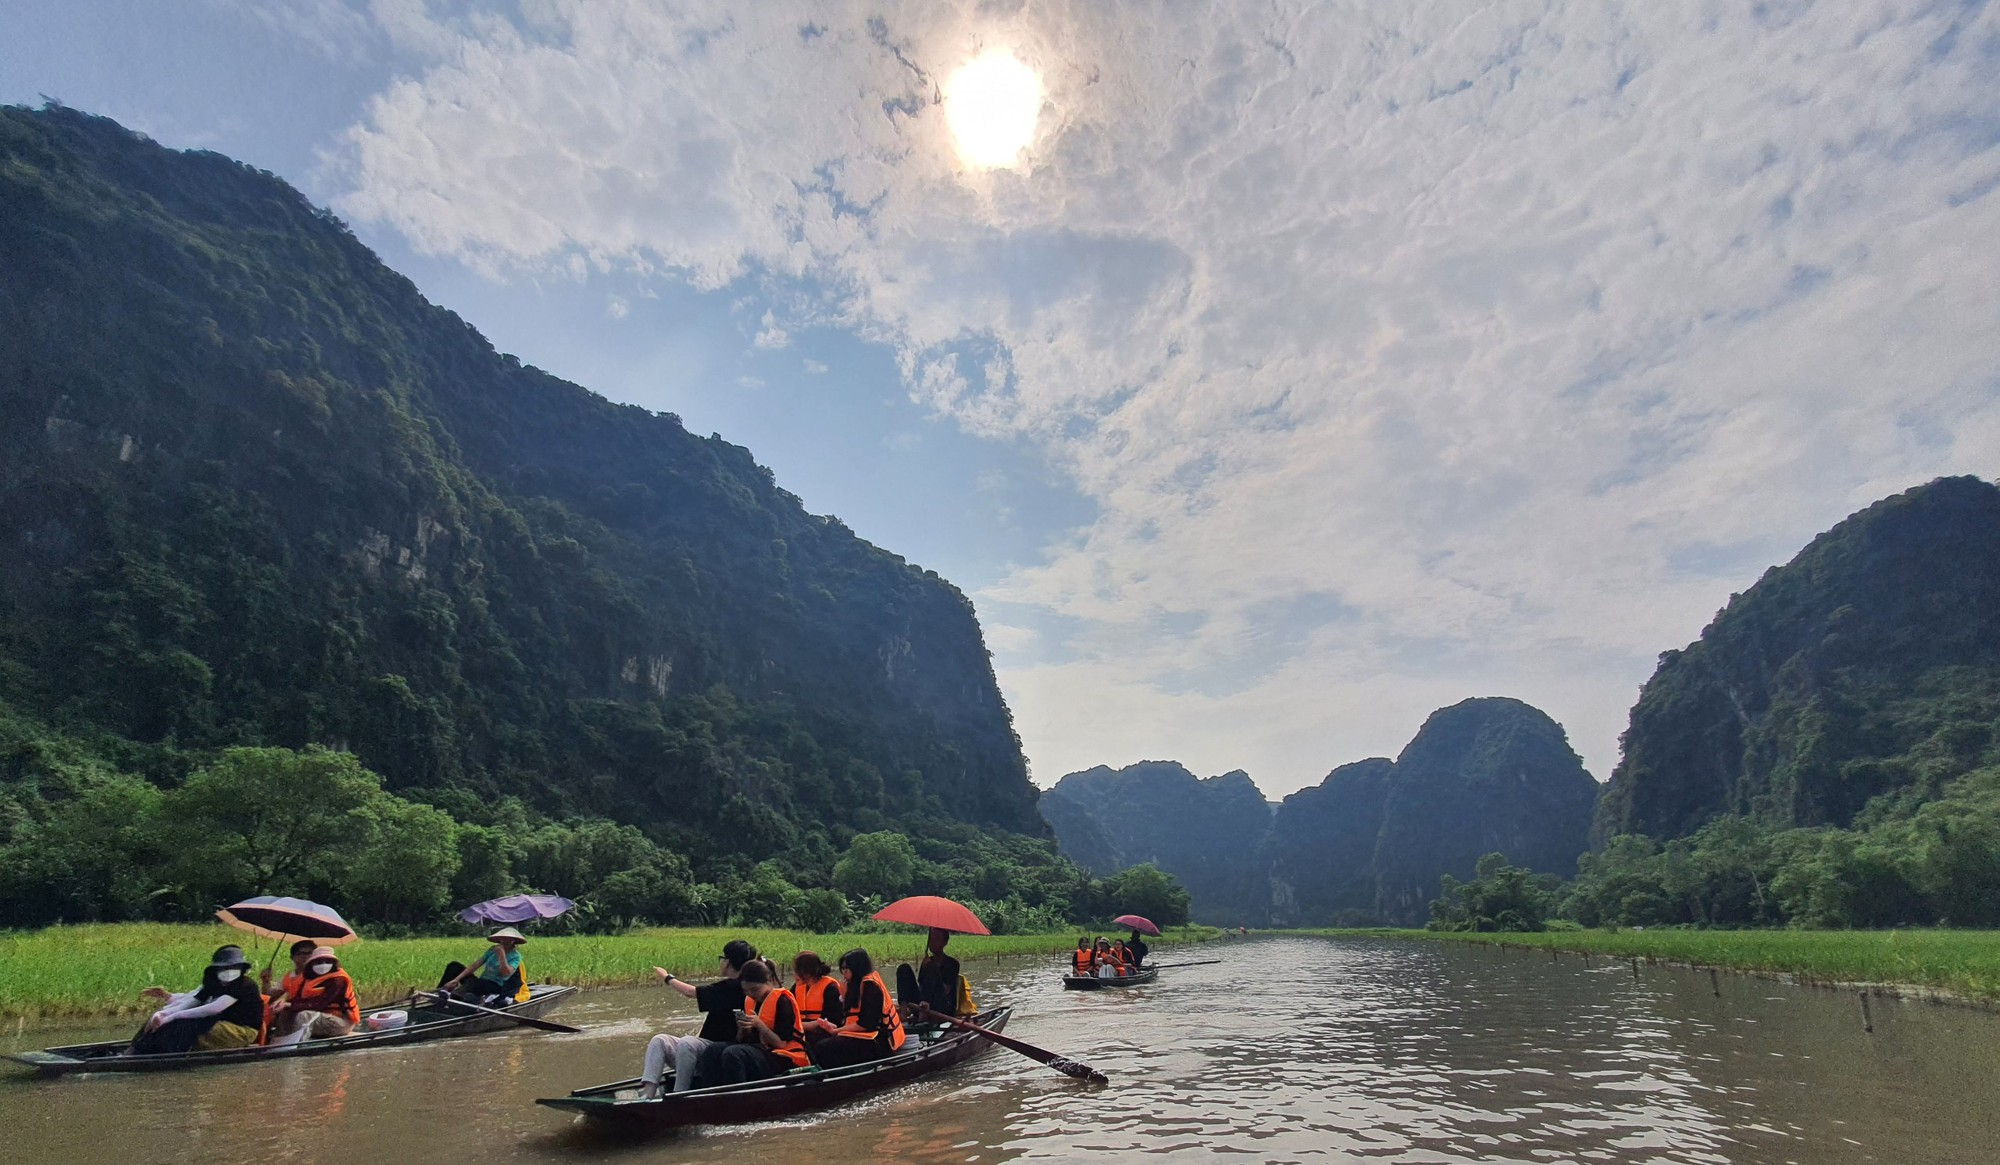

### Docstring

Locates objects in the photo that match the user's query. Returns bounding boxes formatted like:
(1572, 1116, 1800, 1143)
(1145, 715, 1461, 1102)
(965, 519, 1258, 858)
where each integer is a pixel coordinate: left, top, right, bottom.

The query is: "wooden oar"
(1137, 959, 1222, 970)
(430, 992, 582, 1034)
(917, 1005, 1107, 1084)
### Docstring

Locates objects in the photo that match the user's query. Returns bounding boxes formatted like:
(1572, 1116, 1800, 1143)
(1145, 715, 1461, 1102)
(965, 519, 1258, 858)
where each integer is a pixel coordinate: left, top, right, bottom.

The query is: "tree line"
(0, 744, 1191, 934)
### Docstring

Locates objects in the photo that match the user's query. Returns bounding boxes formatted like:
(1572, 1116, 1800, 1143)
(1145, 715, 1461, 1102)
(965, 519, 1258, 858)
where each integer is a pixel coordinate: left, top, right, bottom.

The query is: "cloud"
(606, 294, 629, 319)
(802, 358, 829, 374)
(753, 309, 790, 349)
(333, 1, 2000, 792)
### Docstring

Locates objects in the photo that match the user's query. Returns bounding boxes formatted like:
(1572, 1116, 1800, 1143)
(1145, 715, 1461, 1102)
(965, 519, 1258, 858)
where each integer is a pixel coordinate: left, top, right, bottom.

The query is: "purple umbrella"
(458, 893, 576, 926)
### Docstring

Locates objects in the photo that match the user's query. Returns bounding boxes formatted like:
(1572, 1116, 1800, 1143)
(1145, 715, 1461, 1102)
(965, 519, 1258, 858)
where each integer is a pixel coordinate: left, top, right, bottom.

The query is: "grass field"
(1289, 927, 2000, 1004)
(0, 923, 1220, 1023)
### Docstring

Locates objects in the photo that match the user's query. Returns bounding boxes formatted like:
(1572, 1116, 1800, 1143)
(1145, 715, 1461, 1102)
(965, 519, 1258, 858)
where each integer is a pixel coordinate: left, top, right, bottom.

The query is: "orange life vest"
(1072, 948, 1094, 974)
(751, 987, 810, 1069)
(836, 971, 906, 1051)
(793, 974, 837, 1024)
(292, 969, 360, 1024)
(1112, 942, 1132, 972)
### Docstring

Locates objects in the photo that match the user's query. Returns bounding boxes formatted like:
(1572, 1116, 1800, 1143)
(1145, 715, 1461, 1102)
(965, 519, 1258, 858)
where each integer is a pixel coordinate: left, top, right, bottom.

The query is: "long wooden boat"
(1062, 967, 1159, 990)
(536, 1005, 1014, 1132)
(7, 984, 579, 1077)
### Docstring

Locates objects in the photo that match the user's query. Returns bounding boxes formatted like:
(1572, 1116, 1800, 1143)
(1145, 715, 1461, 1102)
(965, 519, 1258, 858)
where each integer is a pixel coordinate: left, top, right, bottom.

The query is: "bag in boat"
(364, 1010, 408, 1031)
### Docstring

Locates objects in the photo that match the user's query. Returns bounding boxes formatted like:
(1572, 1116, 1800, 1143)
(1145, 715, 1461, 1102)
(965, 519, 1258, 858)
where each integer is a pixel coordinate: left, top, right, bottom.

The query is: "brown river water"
(4, 936, 1997, 1164)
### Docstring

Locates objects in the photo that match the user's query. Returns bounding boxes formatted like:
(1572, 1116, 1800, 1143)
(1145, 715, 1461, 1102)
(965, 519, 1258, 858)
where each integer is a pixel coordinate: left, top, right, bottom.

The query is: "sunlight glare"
(945, 51, 1041, 169)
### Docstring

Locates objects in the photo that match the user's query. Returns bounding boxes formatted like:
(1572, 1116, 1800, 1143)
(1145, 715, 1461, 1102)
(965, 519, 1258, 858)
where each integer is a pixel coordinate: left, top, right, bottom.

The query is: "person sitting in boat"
(262, 939, 317, 1003)
(711, 960, 810, 1085)
(129, 945, 266, 1054)
(790, 950, 844, 1047)
(1093, 938, 1125, 978)
(1110, 938, 1133, 969)
(808, 948, 906, 1069)
(913, 927, 973, 1016)
(268, 946, 359, 1040)
(439, 927, 530, 1004)
(1071, 937, 1095, 976)
(638, 939, 757, 1099)
(1126, 930, 1149, 968)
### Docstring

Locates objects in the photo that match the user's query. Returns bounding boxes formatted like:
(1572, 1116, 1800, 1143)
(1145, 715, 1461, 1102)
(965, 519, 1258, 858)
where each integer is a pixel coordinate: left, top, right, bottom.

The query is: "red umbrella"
(872, 895, 990, 935)
(1112, 913, 1161, 936)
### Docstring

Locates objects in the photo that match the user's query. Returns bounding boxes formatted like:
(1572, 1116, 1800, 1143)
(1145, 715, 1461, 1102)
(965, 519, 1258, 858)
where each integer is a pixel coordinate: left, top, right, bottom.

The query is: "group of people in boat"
(127, 926, 536, 1056)
(636, 929, 974, 1098)
(130, 939, 360, 1055)
(1071, 931, 1148, 978)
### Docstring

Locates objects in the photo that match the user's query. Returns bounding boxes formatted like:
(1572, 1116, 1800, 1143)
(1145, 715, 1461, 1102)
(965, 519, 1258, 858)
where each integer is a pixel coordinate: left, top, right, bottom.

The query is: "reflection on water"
(6, 938, 1999, 1164)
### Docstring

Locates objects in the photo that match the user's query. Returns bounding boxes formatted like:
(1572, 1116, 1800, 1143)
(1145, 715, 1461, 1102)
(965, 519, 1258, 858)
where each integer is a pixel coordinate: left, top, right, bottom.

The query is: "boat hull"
(1062, 968, 1158, 989)
(7, 985, 579, 1076)
(538, 1006, 1013, 1132)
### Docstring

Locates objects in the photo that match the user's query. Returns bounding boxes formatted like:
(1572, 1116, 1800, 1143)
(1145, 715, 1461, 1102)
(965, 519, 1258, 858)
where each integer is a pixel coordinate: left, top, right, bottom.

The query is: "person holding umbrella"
(268, 946, 359, 1040)
(129, 945, 266, 1054)
(439, 927, 530, 1004)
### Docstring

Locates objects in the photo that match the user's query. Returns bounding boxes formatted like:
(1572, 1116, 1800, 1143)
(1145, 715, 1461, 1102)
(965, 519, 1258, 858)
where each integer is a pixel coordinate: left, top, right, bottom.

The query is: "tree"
(1428, 853, 1558, 932)
(833, 831, 918, 898)
(156, 746, 382, 907)
(1093, 863, 1191, 928)
(338, 796, 462, 925)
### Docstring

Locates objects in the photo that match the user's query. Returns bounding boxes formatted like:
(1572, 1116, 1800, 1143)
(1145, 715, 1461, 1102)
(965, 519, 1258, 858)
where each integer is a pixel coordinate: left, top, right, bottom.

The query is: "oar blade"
(1049, 1054, 1109, 1084)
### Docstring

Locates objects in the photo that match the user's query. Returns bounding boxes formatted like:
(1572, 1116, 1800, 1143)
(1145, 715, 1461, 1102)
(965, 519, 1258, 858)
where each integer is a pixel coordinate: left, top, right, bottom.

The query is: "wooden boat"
(1062, 966, 1159, 990)
(7, 984, 579, 1077)
(537, 1005, 1014, 1132)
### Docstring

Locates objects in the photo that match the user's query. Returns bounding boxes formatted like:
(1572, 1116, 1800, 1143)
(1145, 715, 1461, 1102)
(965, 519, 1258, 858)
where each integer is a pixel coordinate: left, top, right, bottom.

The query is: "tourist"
(1071, 937, 1095, 976)
(129, 945, 265, 1054)
(711, 960, 809, 1084)
(808, 948, 906, 1068)
(791, 950, 844, 1045)
(261, 939, 317, 1003)
(439, 927, 529, 1004)
(268, 946, 358, 1040)
(638, 938, 756, 1098)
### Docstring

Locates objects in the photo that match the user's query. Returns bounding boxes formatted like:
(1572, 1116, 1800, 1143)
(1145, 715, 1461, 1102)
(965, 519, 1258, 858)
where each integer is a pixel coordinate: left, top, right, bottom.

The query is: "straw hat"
(487, 926, 528, 945)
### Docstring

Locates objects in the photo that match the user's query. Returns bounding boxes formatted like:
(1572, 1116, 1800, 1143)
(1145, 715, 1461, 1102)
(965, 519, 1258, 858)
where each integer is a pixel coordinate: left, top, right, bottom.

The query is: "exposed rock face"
(0, 105, 1043, 852)
(1040, 761, 1275, 925)
(1367, 698, 1601, 924)
(1597, 475, 2000, 841)
(1052, 699, 1601, 926)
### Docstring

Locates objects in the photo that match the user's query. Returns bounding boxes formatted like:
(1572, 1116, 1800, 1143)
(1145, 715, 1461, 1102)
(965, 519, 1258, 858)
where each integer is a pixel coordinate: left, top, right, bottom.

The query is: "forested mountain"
(1573, 477, 2000, 928)
(0, 104, 1046, 922)
(1597, 476, 2000, 840)
(1039, 761, 1273, 925)
(1048, 699, 1600, 926)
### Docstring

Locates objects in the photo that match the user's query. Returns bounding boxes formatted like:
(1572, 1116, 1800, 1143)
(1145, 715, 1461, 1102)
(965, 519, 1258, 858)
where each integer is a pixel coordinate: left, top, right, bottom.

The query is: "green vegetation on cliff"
(1579, 477, 2000, 929)
(0, 104, 1081, 928)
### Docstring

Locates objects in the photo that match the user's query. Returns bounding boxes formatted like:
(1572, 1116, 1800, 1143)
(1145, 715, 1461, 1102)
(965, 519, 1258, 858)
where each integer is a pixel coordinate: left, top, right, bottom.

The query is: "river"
(4, 936, 1997, 1163)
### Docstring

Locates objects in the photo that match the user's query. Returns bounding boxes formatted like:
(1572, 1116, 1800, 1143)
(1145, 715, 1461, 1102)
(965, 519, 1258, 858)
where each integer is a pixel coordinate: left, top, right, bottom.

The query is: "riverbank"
(0, 923, 1220, 1023)
(1288, 927, 2000, 1005)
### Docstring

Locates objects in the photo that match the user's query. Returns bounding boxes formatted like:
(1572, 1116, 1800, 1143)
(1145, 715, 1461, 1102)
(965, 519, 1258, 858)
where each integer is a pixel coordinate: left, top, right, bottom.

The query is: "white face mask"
(309, 962, 334, 976)
(216, 969, 243, 983)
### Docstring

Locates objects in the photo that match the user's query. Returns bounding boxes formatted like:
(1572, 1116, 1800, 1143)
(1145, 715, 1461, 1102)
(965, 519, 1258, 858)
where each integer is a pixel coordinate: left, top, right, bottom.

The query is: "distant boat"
(1063, 967, 1160, 990)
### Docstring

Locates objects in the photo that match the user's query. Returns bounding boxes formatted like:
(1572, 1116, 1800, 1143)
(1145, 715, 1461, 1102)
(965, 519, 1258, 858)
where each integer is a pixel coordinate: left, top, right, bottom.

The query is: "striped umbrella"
(216, 896, 358, 945)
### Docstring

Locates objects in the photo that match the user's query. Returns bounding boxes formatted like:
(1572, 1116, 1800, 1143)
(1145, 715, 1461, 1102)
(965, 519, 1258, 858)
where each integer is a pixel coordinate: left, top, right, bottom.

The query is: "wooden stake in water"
(1709, 968, 1721, 997)
(1860, 992, 1874, 1034)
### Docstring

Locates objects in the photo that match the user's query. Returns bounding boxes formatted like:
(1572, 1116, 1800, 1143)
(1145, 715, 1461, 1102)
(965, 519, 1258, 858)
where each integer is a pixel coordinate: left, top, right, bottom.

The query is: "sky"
(6, 1, 1998, 798)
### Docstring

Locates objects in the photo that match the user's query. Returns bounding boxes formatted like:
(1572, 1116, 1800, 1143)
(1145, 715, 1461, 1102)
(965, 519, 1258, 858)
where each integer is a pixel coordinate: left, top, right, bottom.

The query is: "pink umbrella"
(1111, 913, 1161, 936)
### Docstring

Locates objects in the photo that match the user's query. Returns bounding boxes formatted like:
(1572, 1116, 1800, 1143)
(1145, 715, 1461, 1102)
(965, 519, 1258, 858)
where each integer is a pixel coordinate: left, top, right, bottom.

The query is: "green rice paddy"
(0, 923, 1219, 1023)
(1295, 927, 2000, 1004)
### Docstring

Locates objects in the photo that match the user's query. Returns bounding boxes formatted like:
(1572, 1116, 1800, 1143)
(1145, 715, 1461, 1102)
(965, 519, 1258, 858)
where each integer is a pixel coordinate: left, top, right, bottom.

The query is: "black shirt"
(197, 976, 266, 1029)
(694, 978, 747, 1042)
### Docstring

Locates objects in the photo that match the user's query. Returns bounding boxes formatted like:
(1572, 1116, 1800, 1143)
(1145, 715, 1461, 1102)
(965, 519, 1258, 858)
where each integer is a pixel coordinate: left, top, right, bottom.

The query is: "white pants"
(642, 1034, 717, 1093)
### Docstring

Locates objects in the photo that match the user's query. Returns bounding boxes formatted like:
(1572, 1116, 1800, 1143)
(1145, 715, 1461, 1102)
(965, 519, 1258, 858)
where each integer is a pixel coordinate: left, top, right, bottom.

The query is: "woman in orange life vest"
(1110, 939, 1133, 971)
(1071, 937, 1095, 976)
(791, 951, 845, 1048)
(269, 946, 359, 1039)
(1092, 937, 1123, 978)
(807, 948, 906, 1069)
(710, 960, 810, 1085)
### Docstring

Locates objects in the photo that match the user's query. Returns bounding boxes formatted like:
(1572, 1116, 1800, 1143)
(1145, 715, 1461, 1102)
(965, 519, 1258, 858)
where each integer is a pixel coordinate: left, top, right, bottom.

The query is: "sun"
(944, 51, 1041, 169)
